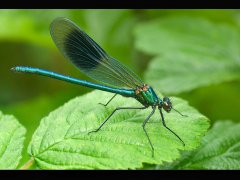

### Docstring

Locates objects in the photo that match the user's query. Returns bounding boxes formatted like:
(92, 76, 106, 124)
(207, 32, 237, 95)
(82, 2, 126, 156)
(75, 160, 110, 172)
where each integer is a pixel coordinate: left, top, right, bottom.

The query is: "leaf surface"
(28, 90, 209, 169)
(162, 121, 240, 170)
(134, 17, 240, 94)
(0, 111, 26, 169)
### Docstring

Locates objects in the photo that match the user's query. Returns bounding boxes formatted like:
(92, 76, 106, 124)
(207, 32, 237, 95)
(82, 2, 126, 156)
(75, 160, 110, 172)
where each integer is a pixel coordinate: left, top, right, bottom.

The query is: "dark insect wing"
(50, 17, 144, 89)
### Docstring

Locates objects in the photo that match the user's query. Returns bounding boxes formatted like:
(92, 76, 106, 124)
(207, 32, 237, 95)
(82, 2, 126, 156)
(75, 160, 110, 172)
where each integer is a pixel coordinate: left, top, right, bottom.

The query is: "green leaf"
(1, 90, 80, 168)
(163, 121, 240, 170)
(143, 10, 240, 27)
(28, 90, 209, 169)
(134, 17, 240, 94)
(0, 9, 70, 48)
(0, 111, 26, 169)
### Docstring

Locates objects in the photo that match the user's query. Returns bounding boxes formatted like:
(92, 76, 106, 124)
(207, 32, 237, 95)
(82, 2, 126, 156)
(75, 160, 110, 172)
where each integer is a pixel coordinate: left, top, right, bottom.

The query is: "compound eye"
(163, 97, 170, 103)
(162, 97, 172, 112)
(163, 97, 167, 101)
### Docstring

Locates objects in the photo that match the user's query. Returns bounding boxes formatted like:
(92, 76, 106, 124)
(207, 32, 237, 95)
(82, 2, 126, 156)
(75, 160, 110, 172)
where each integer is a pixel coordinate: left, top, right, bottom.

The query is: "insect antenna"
(172, 107, 188, 117)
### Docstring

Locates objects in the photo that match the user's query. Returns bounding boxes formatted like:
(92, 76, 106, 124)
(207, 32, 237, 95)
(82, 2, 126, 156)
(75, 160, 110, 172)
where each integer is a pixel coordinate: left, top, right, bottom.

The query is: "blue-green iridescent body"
(12, 17, 185, 156)
(134, 85, 160, 107)
(13, 66, 162, 107)
(13, 66, 135, 97)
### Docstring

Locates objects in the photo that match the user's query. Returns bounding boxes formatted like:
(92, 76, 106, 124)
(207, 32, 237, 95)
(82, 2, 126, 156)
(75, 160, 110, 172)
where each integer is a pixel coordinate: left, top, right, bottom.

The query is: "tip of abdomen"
(11, 66, 21, 72)
(11, 66, 32, 73)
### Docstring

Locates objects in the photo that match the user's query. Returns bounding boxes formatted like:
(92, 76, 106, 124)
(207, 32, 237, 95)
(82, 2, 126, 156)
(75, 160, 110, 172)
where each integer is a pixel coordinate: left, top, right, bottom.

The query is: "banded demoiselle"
(11, 17, 187, 156)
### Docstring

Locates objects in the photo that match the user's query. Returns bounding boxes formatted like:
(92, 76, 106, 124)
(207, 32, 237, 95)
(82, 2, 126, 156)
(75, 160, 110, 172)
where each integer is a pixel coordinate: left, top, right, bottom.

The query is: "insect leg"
(142, 106, 156, 157)
(88, 106, 148, 134)
(99, 94, 117, 106)
(159, 109, 185, 146)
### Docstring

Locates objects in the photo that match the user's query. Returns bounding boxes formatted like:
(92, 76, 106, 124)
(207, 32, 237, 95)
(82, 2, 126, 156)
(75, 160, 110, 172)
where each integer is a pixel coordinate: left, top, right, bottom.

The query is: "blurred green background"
(1, 9, 240, 168)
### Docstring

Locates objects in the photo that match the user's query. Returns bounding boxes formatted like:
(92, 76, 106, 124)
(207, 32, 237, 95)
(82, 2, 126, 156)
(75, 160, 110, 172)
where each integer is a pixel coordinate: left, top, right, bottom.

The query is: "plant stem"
(20, 158, 34, 170)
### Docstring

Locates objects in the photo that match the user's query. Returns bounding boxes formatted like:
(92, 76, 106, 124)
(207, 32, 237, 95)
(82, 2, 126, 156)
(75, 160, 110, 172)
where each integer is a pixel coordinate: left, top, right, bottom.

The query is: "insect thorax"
(135, 85, 159, 106)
